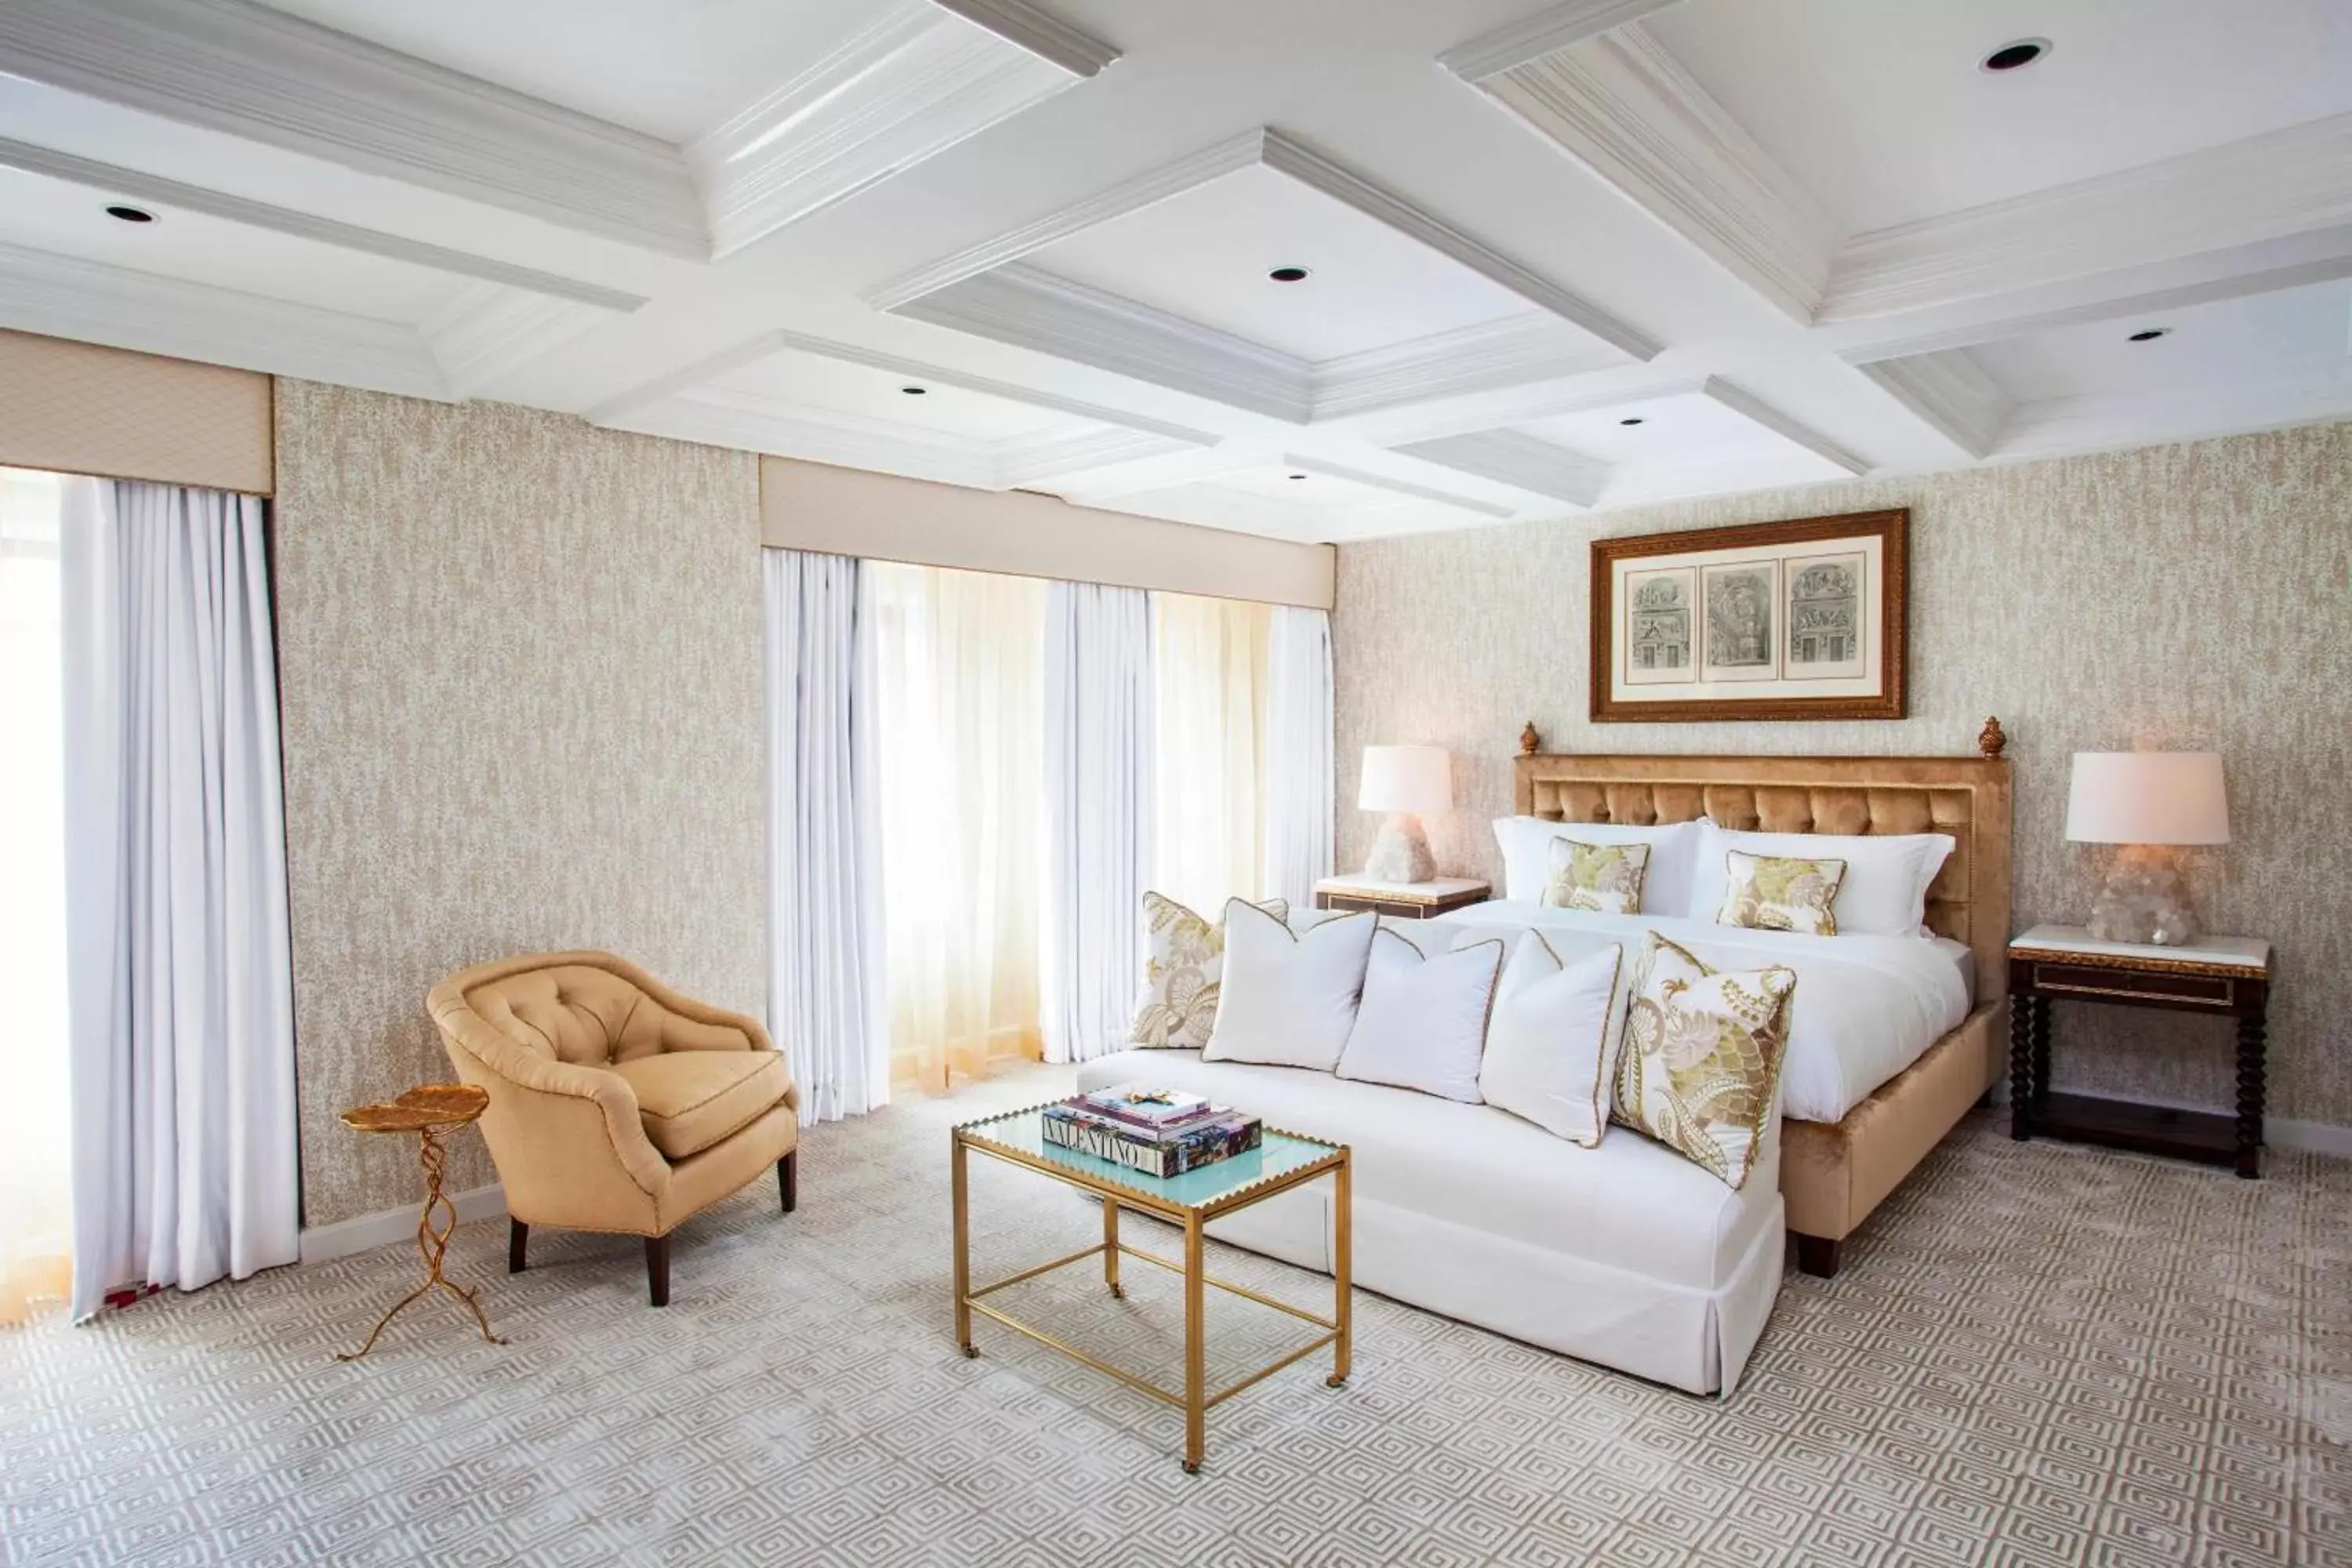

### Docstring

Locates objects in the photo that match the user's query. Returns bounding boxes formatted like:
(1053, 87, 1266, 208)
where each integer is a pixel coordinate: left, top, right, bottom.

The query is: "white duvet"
(1431, 900, 1973, 1123)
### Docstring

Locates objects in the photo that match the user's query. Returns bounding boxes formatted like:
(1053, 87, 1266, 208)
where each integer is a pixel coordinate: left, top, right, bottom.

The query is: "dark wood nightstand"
(1312, 877, 1490, 920)
(2007, 924, 2272, 1178)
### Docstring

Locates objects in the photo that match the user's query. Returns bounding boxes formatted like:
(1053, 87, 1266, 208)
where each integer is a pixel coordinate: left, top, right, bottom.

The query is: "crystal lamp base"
(2086, 851, 2199, 946)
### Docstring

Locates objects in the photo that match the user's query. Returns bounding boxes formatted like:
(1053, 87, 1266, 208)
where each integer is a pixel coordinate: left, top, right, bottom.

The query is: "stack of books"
(1041, 1085, 1262, 1179)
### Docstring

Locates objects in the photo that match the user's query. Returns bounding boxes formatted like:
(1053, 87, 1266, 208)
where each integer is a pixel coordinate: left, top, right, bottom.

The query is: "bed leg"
(1795, 1235, 1841, 1278)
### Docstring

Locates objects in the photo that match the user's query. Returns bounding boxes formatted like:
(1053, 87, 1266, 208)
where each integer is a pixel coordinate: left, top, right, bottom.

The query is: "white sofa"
(1074, 1048, 1785, 1396)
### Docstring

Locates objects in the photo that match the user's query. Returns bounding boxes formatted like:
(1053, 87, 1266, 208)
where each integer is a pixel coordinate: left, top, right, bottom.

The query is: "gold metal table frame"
(951, 1107, 1352, 1473)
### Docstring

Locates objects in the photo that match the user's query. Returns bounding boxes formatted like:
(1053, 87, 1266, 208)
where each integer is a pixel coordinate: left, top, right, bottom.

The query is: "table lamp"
(1359, 744, 1450, 883)
(2064, 751, 2229, 946)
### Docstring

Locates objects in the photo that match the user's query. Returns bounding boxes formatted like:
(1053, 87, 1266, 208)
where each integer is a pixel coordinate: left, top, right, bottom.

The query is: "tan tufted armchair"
(427, 952, 798, 1306)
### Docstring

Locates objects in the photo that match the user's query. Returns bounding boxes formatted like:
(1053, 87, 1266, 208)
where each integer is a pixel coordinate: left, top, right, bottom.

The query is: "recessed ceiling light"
(1619, 417, 1645, 426)
(1980, 38, 2050, 73)
(105, 204, 156, 223)
(900, 385, 927, 394)
(1287, 472, 1308, 480)
(1268, 267, 1310, 283)
(2126, 328, 2171, 343)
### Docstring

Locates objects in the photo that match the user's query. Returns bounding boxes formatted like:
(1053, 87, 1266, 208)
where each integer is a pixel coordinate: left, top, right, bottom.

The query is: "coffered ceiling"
(1, 0, 2346, 541)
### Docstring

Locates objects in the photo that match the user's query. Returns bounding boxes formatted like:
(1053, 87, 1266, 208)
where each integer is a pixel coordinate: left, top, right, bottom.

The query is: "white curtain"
(1042, 582, 1154, 1065)
(868, 563, 1047, 1093)
(1263, 605, 1335, 910)
(1152, 592, 1271, 914)
(0, 469, 71, 1324)
(61, 477, 299, 1322)
(764, 550, 884, 1126)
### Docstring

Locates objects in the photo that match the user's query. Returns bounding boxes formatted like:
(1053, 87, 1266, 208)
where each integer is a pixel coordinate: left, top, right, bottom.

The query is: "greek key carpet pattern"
(4, 1065, 2347, 1566)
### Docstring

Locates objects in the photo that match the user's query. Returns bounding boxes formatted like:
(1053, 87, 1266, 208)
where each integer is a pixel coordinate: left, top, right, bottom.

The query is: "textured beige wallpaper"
(1335, 423, 2352, 1128)
(274, 383, 766, 1226)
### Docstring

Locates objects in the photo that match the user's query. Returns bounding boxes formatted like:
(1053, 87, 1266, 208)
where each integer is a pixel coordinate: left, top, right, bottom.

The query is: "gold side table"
(336, 1083, 505, 1361)
(952, 1104, 1351, 1473)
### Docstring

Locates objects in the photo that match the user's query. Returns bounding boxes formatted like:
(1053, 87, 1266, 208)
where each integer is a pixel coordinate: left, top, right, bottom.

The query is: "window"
(1151, 592, 1271, 915)
(866, 562, 1048, 1093)
(0, 468, 70, 1323)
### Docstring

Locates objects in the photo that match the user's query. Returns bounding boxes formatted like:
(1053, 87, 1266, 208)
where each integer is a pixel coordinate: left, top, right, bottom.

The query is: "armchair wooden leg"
(1795, 1234, 1841, 1278)
(508, 1219, 528, 1275)
(645, 1235, 670, 1307)
(779, 1150, 797, 1214)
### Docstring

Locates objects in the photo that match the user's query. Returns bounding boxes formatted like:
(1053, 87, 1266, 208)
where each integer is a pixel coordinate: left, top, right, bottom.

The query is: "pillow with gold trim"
(1610, 934, 1796, 1190)
(1715, 849, 1846, 936)
(1131, 891, 1288, 1049)
(1541, 837, 1651, 915)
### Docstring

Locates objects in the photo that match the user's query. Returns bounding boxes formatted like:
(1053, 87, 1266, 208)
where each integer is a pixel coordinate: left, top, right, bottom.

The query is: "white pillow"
(1685, 822, 1955, 938)
(1492, 816, 1704, 915)
(1203, 900, 1377, 1071)
(1335, 930, 1506, 1103)
(1479, 936, 1628, 1145)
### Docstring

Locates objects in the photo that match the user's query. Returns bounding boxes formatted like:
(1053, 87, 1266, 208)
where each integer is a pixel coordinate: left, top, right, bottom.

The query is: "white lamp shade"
(2064, 752, 2230, 845)
(1359, 745, 1451, 814)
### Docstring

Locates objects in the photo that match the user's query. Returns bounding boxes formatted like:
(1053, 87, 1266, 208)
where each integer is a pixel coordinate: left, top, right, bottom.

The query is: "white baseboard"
(299, 1183, 507, 1265)
(2270, 1119, 2352, 1160)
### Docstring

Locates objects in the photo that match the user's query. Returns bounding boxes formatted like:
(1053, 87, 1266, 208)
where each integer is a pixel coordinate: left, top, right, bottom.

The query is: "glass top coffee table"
(951, 1102, 1352, 1473)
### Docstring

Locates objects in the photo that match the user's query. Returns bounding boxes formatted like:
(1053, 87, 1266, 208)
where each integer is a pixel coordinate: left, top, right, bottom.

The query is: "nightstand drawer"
(2027, 963, 2242, 1009)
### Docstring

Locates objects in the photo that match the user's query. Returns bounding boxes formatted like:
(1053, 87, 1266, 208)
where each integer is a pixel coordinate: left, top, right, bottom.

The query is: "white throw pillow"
(1685, 822, 1955, 937)
(1203, 901, 1377, 1071)
(1478, 935, 1628, 1145)
(1492, 816, 1705, 915)
(1130, 892, 1289, 1049)
(1335, 929, 1506, 1102)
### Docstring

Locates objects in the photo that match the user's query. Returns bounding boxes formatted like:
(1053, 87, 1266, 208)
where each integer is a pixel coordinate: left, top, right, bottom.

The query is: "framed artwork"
(1590, 509, 1907, 721)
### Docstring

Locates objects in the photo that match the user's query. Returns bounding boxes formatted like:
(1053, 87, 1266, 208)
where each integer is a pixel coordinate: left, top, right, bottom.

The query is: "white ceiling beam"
(0, 238, 448, 399)
(420, 287, 617, 402)
(0, 0, 706, 256)
(1994, 363, 2352, 462)
(1700, 378, 1869, 475)
(0, 136, 648, 310)
(1852, 351, 2013, 461)
(1439, 0, 1686, 83)
(929, 0, 1123, 79)
(1458, 23, 1838, 324)
(686, 2, 1094, 260)
(1820, 115, 2352, 323)
(1391, 429, 1608, 506)
(1279, 453, 1519, 519)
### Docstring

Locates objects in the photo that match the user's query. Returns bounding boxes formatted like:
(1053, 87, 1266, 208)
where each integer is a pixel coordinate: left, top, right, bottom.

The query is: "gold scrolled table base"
(336, 1083, 506, 1362)
(951, 1105, 1352, 1473)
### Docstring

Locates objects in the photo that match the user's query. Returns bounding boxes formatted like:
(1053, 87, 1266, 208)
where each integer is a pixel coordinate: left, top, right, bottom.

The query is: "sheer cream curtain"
(1152, 592, 1272, 913)
(867, 561, 1047, 1094)
(0, 468, 70, 1325)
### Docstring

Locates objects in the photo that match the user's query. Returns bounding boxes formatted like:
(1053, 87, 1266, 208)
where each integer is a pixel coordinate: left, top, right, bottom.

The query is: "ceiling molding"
(1354, 367, 1708, 446)
(1310, 314, 1623, 422)
(421, 286, 614, 401)
(1392, 428, 1607, 506)
(0, 136, 648, 310)
(1462, 23, 1838, 323)
(1994, 364, 2352, 463)
(929, 0, 1122, 78)
(1836, 254, 2352, 365)
(687, 2, 1083, 260)
(870, 125, 1656, 358)
(1279, 453, 1519, 518)
(1820, 115, 2352, 323)
(0, 237, 448, 398)
(996, 425, 1190, 487)
(896, 262, 1314, 422)
(1853, 351, 2012, 460)
(631, 392, 1002, 489)
(1699, 377, 1870, 475)
(1438, 0, 1685, 83)
(0, 0, 706, 256)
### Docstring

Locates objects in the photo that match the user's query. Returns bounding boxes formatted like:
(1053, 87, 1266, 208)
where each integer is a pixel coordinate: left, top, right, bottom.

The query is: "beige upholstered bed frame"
(1513, 739, 2013, 1277)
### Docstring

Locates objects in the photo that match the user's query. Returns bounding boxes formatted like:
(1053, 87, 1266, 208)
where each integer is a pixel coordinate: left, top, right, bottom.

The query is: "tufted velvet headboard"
(1513, 749, 2013, 1005)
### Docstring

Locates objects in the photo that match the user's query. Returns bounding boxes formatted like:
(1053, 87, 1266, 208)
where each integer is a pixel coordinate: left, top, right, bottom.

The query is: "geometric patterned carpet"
(3, 1062, 2347, 1566)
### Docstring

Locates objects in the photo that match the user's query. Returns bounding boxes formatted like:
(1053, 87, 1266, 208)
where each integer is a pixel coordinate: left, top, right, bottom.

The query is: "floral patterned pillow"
(1715, 849, 1846, 936)
(1610, 934, 1797, 1189)
(1541, 837, 1651, 915)
(1130, 892, 1288, 1049)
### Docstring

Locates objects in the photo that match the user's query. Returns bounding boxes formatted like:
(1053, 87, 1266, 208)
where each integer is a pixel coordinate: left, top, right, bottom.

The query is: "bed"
(1486, 735, 2013, 1276)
